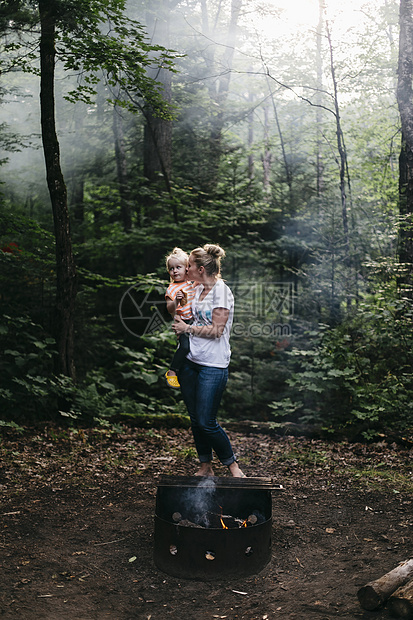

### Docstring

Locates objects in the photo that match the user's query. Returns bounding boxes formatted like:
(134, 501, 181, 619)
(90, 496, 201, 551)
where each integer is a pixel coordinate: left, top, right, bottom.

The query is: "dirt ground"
(0, 425, 412, 620)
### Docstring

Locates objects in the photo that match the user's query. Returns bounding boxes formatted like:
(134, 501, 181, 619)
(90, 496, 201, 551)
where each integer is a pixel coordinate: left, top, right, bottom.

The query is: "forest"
(1, 3, 413, 618)
(0, 0, 412, 442)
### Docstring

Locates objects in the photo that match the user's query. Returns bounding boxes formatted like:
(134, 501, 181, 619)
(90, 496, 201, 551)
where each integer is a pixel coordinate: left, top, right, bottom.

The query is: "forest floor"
(0, 424, 412, 620)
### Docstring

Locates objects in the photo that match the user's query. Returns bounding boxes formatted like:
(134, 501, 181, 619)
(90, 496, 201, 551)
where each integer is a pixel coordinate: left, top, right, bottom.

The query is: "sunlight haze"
(264, 0, 369, 34)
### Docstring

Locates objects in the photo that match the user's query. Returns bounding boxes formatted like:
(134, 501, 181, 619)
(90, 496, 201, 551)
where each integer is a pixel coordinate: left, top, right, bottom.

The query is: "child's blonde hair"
(165, 247, 189, 280)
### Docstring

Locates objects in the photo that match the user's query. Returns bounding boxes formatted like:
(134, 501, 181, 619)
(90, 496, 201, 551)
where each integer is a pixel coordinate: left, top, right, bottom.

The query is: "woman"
(172, 244, 245, 478)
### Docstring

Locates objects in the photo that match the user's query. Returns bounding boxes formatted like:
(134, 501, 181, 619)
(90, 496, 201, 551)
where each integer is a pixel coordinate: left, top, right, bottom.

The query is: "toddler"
(165, 247, 196, 388)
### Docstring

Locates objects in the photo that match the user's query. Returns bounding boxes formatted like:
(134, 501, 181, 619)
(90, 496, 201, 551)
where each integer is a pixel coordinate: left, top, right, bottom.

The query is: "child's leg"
(169, 332, 190, 373)
(166, 332, 190, 387)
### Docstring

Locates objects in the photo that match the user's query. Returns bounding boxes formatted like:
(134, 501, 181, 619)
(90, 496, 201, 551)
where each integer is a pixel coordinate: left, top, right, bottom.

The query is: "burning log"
(387, 580, 413, 618)
(172, 511, 204, 528)
(357, 559, 413, 611)
(172, 508, 261, 530)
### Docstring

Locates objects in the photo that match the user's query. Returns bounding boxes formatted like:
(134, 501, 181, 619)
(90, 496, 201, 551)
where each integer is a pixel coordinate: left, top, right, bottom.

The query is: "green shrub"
(269, 294, 413, 438)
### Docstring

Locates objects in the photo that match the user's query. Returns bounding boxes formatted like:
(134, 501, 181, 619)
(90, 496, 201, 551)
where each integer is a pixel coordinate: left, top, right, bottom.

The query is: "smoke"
(179, 477, 217, 527)
(173, 478, 268, 528)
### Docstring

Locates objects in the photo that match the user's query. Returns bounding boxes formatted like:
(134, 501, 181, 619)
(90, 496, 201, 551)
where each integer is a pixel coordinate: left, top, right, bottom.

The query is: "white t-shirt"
(187, 279, 234, 368)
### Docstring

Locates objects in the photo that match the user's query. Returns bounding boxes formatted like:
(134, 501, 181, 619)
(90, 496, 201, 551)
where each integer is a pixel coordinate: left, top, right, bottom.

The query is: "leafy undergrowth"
(0, 424, 412, 620)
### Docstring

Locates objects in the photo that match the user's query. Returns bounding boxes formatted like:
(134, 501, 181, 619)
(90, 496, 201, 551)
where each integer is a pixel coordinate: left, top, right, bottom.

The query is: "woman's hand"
(172, 308, 229, 340)
(172, 315, 188, 336)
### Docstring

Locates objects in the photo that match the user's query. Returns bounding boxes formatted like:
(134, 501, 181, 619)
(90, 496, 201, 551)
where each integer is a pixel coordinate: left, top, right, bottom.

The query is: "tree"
(316, 0, 325, 197)
(113, 94, 132, 233)
(143, 0, 173, 194)
(198, 0, 243, 192)
(1, 0, 176, 377)
(397, 0, 413, 294)
(325, 21, 351, 313)
(39, 0, 77, 378)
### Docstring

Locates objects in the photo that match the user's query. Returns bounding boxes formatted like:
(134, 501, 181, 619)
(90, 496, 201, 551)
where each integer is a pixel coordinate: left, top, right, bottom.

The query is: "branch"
(260, 65, 336, 118)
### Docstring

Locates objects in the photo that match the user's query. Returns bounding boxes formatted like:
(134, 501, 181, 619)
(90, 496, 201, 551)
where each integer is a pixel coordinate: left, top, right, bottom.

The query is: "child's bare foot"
(228, 461, 246, 478)
(195, 462, 214, 477)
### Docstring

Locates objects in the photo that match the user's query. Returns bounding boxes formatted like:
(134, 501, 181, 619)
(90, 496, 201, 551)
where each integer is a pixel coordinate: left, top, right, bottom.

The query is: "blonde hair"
(165, 247, 189, 279)
(190, 243, 225, 277)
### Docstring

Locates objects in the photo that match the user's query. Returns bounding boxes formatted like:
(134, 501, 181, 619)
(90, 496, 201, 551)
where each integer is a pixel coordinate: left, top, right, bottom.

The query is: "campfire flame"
(220, 517, 229, 529)
(219, 506, 229, 529)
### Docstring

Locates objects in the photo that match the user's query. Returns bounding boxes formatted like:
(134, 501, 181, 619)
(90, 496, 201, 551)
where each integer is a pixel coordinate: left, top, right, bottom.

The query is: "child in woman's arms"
(164, 247, 196, 388)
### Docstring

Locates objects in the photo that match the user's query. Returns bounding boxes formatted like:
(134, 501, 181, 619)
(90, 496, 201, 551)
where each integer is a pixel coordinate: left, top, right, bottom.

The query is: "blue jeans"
(178, 359, 236, 466)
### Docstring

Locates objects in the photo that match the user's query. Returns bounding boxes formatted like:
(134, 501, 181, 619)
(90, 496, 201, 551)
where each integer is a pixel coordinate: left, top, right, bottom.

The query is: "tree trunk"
(247, 90, 254, 182)
(357, 559, 413, 611)
(266, 84, 292, 209)
(39, 0, 77, 379)
(326, 23, 350, 265)
(113, 101, 132, 232)
(397, 0, 413, 293)
(326, 21, 358, 313)
(71, 177, 84, 226)
(200, 0, 242, 192)
(68, 104, 85, 240)
(316, 0, 325, 198)
(261, 104, 272, 198)
(143, 105, 173, 192)
(388, 579, 413, 619)
(143, 0, 173, 203)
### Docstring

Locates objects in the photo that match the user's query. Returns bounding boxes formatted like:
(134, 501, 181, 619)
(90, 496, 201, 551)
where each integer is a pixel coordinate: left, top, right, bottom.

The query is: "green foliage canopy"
(0, 0, 178, 117)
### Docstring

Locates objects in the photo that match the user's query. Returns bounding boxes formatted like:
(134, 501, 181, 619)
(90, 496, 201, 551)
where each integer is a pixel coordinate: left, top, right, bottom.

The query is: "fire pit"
(153, 475, 282, 579)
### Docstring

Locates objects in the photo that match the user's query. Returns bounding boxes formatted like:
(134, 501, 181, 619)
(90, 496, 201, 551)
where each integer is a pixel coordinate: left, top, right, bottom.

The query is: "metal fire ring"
(153, 476, 283, 580)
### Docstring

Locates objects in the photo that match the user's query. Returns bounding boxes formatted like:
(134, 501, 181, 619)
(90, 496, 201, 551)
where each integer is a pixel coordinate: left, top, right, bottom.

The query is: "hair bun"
(204, 243, 225, 259)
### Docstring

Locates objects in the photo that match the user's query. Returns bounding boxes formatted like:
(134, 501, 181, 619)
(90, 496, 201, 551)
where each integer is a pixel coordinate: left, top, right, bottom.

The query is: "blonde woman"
(172, 244, 245, 478)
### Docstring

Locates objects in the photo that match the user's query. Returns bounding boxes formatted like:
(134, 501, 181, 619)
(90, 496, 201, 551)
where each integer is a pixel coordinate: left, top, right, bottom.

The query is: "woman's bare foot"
(228, 461, 246, 478)
(195, 462, 214, 477)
